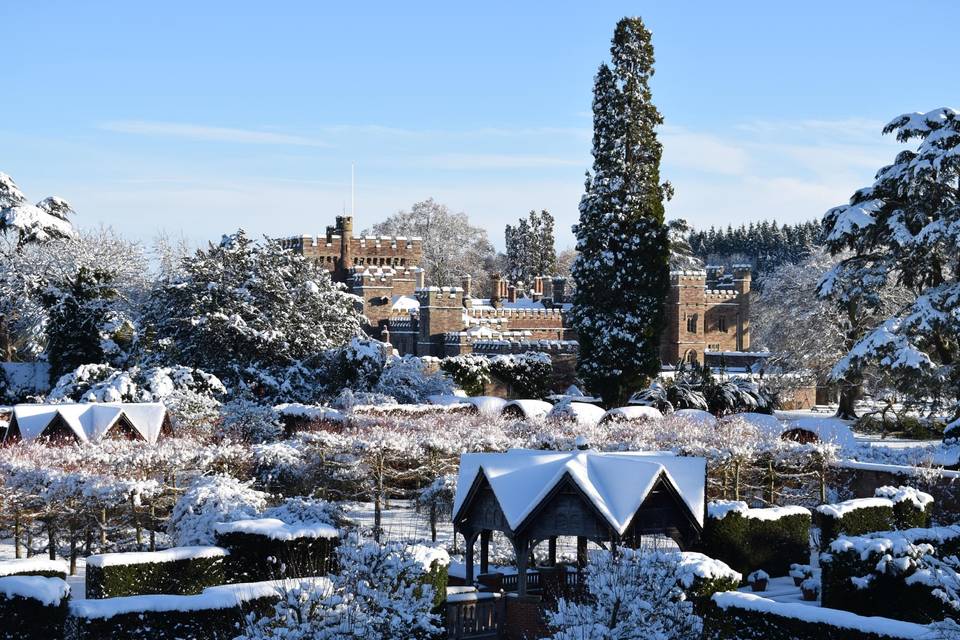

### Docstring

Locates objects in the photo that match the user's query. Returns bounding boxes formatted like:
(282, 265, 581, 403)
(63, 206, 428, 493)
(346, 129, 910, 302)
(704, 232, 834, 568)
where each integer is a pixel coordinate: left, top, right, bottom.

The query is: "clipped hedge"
(214, 520, 339, 583)
(820, 535, 952, 623)
(85, 546, 228, 599)
(422, 558, 449, 609)
(816, 486, 932, 544)
(677, 552, 741, 615)
(68, 580, 286, 640)
(704, 592, 934, 640)
(699, 502, 811, 578)
(0, 576, 70, 640)
(0, 558, 68, 580)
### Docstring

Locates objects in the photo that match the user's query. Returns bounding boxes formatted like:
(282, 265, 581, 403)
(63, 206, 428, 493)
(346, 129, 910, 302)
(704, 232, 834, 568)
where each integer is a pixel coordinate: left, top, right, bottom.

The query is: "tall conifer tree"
(570, 17, 671, 406)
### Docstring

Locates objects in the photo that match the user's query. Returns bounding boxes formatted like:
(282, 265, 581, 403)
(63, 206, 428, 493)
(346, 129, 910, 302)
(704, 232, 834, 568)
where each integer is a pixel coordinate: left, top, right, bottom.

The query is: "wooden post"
(576, 536, 587, 568)
(548, 536, 557, 566)
(480, 530, 490, 575)
(465, 531, 477, 584)
(516, 538, 529, 597)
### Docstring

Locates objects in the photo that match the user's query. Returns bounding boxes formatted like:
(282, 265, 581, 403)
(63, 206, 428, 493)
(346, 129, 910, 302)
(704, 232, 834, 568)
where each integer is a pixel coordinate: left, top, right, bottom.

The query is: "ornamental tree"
(570, 17, 672, 407)
(820, 108, 960, 421)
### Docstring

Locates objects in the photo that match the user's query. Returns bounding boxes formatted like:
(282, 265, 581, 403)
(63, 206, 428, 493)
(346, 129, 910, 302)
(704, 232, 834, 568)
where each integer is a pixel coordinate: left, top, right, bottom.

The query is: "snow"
(0, 362, 50, 396)
(776, 411, 857, 447)
(503, 400, 553, 420)
(707, 500, 810, 522)
(712, 591, 934, 638)
(816, 497, 894, 519)
(213, 518, 338, 541)
(390, 295, 420, 313)
(85, 545, 229, 568)
(602, 406, 664, 422)
(0, 558, 68, 577)
(546, 401, 605, 426)
(274, 403, 345, 423)
(874, 485, 934, 509)
(673, 408, 718, 428)
(0, 576, 70, 607)
(463, 396, 509, 416)
(676, 551, 741, 588)
(407, 544, 450, 571)
(453, 449, 706, 534)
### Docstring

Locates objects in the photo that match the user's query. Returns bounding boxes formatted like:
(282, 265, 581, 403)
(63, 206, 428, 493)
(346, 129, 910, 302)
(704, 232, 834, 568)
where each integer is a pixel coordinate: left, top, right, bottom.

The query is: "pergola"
(452, 449, 706, 596)
(4, 403, 172, 445)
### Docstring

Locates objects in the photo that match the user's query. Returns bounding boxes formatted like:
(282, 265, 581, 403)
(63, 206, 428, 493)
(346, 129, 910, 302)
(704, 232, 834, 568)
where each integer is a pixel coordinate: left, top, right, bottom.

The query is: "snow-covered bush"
(489, 351, 553, 398)
(545, 548, 702, 640)
(323, 337, 390, 395)
(168, 475, 268, 546)
(220, 397, 283, 444)
(262, 497, 343, 528)
(439, 353, 491, 396)
(48, 363, 225, 404)
(238, 534, 442, 640)
(372, 356, 454, 403)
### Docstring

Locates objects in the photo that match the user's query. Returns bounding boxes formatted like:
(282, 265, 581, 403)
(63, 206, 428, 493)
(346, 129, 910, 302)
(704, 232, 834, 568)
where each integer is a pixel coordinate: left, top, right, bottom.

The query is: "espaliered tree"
(570, 17, 672, 407)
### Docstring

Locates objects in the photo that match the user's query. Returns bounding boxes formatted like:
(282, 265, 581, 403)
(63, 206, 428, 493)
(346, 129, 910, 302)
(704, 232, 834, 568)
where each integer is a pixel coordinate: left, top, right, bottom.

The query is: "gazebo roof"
(8, 403, 169, 445)
(453, 449, 706, 536)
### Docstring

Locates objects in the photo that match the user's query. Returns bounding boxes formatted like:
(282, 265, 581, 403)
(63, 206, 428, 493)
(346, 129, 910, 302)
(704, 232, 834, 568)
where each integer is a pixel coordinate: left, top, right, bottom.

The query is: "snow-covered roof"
(8, 403, 168, 445)
(391, 295, 420, 313)
(503, 399, 553, 420)
(547, 402, 606, 427)
(454, 449, 706, 535)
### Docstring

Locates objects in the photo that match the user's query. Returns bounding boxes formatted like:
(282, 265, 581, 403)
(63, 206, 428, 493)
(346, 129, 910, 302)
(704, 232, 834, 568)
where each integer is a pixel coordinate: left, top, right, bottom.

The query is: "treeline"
(688, 220, 824, 282)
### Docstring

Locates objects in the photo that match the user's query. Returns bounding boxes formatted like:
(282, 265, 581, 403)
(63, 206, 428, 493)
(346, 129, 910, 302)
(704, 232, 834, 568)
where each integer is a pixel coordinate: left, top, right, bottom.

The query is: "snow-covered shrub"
(489, 351, 553, 398)
(545, 548, 702, 640)
(325, 337, 390, 393)
(373, 355, 454, 403)
(84, 546, 228, 598)
(168, 475, 268, 546)
(237, 534, 443, 640)
(48, 363, 225, 404)
(331, 388, 397, 411)
(701, 501, 811, 578)
(439, 353, 491, 396)
(821, 533, 960, 622)
(220, 397, 283, 444)
(262, 497, 344, 528)
(946, 418, 960, 446)
(163, 389, 222, 438)
(817, 487, 932, 543)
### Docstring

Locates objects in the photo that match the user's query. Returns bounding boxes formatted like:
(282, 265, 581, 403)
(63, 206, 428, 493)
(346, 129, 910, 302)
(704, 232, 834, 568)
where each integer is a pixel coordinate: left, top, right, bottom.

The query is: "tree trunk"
(836, 379, 860, 420)
(14, 512, 21, 560)
(47, 521, 56, 561)
(69, 526, 77, 576)
(430, 503, 437, 543)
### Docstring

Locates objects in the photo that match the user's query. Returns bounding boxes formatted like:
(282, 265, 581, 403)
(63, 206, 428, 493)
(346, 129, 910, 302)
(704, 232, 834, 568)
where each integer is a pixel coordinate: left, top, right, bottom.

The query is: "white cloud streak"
(100, 120, 331, 147)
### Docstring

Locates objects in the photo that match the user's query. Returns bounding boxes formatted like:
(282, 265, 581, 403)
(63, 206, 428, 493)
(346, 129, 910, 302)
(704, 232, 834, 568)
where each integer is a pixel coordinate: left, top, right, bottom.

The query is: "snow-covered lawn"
(739, 575, 818, 606)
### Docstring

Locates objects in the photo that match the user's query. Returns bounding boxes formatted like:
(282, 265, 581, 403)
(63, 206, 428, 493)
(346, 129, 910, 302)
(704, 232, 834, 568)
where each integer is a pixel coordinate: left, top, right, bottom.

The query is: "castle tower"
(733, 265, 751, 351)
(336, 215, 354, 280)
(661, 270, 707, 365)
(417, 287, 465, 357)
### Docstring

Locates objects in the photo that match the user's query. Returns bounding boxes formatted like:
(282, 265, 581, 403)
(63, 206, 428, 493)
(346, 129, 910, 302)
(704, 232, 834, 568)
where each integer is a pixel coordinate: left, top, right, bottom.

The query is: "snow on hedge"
(0, 558, 68, 577)
(273, 403, 344, 423)
(85, 545, 229, 568)
(547, 401, 606, 427)
(677, 551, 741, 588)
(505, 399, 553, 420)
(816, 497, 895, 519)
(0, 575, 70, 606)
(712, 591, 933, 638)
(214, 518, 338, 541)
(672, 409, 718, 428)
(874, 485, 934, 510)
(708, 500, 811, 522)
(407, 544, 450, 572)
(602, 405, 663, 422)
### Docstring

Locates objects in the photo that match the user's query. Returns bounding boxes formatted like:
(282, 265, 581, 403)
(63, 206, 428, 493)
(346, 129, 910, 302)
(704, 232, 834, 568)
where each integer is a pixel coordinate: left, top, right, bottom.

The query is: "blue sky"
(4, 1, 958, 250)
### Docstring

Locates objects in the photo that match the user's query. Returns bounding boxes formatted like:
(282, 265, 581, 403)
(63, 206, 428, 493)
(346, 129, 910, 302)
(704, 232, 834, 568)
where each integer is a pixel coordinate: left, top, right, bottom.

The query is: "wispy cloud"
(415, 153, 583, 170)
(99, 120, 331, 147)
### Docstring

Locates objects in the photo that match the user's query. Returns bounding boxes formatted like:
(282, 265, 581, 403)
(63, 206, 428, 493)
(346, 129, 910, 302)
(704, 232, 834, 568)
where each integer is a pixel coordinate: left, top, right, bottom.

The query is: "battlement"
(465, 307, 564, 318)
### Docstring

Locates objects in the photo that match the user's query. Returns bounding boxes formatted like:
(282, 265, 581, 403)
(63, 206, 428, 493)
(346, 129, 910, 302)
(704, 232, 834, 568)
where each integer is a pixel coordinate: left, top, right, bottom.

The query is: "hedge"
(0, 558, 68, 580)
(704, 591, 935, 640)
(67, 579, 291, 640)
(699, 502, 811, 578)
(820, 535, 953, 623)
(85, 546, 229, 599)
(816, 487, 932, 543)
(0, 576, 70, 640)
(422, 558, 449, 609)
(214, 519, 339, 582)
(677, 552, 741, 615)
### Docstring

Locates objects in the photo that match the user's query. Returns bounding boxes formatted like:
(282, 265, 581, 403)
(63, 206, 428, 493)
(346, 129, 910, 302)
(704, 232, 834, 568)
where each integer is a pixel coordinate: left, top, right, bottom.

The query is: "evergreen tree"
(42, 266, 119, 382)
(505, 209, 558, 286)
(570, 17, 671, 407)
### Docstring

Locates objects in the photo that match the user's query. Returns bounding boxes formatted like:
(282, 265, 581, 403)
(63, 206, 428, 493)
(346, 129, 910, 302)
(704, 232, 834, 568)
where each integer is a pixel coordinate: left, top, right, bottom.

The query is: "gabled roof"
(453, 449, 706, 536)
(8, 403, 168, 445)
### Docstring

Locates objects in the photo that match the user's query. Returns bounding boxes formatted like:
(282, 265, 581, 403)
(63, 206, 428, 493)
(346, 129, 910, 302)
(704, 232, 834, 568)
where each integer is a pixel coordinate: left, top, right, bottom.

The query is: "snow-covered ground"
(0, 541, 88, 600)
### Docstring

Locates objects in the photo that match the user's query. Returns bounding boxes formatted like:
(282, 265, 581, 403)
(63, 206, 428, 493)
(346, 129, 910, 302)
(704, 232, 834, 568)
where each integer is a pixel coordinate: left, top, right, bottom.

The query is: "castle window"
(686, 314, 698, 333)
(718, 316, 728, 333)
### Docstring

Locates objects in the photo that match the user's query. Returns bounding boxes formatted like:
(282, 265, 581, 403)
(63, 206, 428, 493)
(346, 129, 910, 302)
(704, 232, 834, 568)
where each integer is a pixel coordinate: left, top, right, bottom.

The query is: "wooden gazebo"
(452, 449, 706, 596)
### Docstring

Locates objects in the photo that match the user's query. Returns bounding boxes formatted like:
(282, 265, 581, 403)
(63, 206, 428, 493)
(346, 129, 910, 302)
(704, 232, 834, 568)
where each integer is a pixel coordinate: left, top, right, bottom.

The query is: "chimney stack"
(551, 277, 567, 304)
(507, 285, 517, 304)
(460, 274, 472, 298)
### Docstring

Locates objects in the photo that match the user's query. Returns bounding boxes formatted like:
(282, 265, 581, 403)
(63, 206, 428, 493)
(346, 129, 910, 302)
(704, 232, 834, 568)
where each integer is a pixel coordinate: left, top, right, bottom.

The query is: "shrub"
(677, 552, 741, 614)
(704, 591, 933, 639)
(168, 475, 269, 546)
(820, 534, 958, 623)
(0, 576, 70, 640)
(0, 558, 68, 580)
(84, 546, 229, 599)
(68, 581, 281, 640)
(373, 355, 454, 403)
(489, 352, 553, 399)
(816, 486, 932, 544)
(699, 501, 811, 578)
(440, 354, 490, 396)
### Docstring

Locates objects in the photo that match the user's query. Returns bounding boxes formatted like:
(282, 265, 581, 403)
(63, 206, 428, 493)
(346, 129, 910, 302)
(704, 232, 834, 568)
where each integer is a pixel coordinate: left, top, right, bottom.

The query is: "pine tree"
(570, 17, 671, 407)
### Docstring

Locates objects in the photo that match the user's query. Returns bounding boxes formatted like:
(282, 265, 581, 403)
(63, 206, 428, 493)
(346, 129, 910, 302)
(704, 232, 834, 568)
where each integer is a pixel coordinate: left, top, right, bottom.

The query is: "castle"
(283, 216, 752, 367)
